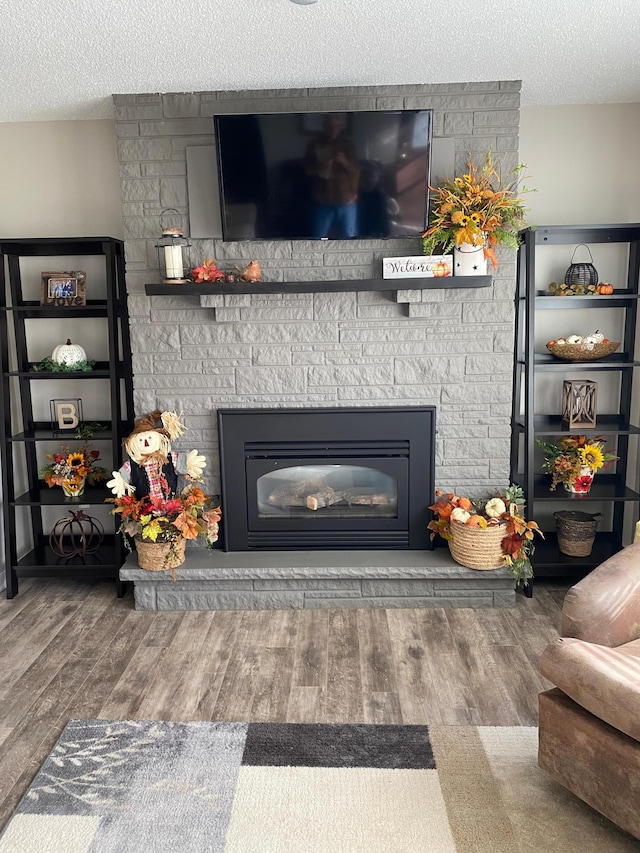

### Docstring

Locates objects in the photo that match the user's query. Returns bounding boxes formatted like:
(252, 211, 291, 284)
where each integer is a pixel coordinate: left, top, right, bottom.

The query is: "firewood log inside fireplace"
(342, 488, 389, 507)
(267, 477, 392, 511)
(267, 478, 329, 508)
(306, 488, 342, 510)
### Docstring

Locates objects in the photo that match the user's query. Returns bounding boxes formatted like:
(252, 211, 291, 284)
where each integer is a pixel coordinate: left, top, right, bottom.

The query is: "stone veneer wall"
(114, 82, 520, 502)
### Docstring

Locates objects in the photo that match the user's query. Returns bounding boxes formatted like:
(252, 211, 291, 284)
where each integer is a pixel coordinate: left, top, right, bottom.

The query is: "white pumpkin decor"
(51, 339, 87, 367)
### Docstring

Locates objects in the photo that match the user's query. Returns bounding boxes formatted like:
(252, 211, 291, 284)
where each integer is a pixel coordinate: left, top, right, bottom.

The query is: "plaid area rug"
(0, 721, 636, 852)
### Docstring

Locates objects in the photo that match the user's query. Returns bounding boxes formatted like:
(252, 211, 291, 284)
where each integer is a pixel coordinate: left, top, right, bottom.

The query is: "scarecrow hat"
(126, 410, 186, 443)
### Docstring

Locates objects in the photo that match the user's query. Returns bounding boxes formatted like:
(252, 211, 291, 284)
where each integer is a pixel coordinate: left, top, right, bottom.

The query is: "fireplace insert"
(218, 407, 435, 551)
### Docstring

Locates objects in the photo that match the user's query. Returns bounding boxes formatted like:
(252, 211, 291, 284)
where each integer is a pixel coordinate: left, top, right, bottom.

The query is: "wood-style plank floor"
(0, 578, 565, 830)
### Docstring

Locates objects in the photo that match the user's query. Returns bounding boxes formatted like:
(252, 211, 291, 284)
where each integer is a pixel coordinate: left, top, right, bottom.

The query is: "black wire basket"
(564, 244, 598, 288)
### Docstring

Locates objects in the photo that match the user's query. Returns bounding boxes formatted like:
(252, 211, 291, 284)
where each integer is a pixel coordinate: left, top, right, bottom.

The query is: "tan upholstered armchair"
(538, 542, 640, 840)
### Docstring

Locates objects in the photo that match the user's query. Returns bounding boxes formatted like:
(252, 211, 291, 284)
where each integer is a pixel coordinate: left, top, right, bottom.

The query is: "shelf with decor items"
(0, 237, 134, 598)
(511, 224, 640, 586)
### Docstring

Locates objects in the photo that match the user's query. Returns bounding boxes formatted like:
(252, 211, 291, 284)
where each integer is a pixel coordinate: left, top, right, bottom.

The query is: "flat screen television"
(214, 109, 433, 241)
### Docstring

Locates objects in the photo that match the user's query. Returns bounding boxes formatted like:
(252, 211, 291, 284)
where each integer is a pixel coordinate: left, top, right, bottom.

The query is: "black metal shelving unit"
(511, 224, 640, 587)
(0, 237, 134, 598)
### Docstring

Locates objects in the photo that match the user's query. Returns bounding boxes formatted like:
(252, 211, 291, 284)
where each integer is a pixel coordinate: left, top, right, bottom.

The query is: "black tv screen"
(214, 109, 433, 241)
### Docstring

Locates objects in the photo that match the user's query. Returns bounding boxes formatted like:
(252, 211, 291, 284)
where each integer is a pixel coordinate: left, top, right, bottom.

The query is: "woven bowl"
(546, 341, 620, 362)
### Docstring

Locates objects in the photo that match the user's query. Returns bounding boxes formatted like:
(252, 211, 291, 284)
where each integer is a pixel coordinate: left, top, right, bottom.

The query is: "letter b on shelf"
(55, 402, 79, 430)
(50, 398, 83, 433)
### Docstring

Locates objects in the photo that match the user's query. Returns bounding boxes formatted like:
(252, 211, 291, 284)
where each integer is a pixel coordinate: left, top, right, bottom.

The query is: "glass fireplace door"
(246, 457, 408, 534)
(257, 464, 399, 519)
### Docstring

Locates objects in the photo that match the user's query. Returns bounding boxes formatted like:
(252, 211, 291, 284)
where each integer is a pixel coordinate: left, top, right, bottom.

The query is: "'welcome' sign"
(382, 255, 452, 279)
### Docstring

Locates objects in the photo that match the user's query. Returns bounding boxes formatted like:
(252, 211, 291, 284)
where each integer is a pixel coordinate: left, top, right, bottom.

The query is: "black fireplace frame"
(218, 406, 435, 551)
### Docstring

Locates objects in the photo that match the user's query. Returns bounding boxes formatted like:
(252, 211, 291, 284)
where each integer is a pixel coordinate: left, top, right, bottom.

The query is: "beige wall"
(520, 103, 640, 225)
(1, 104, 638, 247)
(0, 120, 123, 238)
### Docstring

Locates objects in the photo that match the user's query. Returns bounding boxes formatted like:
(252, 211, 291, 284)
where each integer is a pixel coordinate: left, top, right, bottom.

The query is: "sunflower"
(580, 444, 605, 470)
(67, 452, 84, 469)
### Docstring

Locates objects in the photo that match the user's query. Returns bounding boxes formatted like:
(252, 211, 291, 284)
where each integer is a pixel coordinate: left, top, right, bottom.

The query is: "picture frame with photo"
(40, 271, 86, 306)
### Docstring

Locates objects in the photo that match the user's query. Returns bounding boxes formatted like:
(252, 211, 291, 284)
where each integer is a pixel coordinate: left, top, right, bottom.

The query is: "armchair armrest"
(561, 542, 640, 647)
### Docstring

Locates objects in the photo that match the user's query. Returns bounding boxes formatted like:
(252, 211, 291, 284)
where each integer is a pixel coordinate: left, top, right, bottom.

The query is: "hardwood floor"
(0, 579, 564, 830)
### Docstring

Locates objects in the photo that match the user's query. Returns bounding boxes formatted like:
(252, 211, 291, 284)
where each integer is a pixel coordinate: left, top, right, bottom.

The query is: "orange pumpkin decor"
(432, 261, 451, 278)
(596, 282, 614, 295)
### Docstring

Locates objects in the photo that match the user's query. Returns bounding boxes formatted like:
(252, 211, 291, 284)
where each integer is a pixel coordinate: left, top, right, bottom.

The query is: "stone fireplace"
(115, 81, 518, 504)
(115, 81, 520, 610)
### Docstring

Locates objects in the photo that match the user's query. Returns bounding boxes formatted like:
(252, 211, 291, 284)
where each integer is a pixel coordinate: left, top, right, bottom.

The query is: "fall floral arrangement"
(428, 484, 542, 585)
(108, 476, 222, 565)
(40, 445, 107, 489)
(536, 435, 617, 492)
(421, 151, 532, 269)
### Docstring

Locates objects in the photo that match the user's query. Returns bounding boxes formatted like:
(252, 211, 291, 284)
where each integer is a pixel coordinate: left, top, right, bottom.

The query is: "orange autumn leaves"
(192, 259, 224, 283)
(173, 486, 222, 541)
(108, 479, 221, 547)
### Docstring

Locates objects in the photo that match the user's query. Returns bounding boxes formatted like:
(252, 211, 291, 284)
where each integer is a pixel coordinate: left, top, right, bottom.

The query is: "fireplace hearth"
(218, 407, 435, 551)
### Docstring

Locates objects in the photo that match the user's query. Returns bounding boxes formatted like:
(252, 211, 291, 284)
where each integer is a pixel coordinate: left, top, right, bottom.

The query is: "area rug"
(0, 721, 637, 853)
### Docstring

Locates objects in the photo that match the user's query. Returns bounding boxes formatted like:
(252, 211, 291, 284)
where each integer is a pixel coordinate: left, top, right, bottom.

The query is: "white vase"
(453, 242, 487, 276)
(563, 466, 595, 494)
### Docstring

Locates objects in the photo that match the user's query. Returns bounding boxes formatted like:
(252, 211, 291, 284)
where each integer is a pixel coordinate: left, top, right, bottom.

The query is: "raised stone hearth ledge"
(120, 549, 515, 611)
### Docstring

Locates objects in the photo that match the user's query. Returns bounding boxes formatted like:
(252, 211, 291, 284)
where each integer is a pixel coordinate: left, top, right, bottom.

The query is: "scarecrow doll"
(107, 410, 206, 499)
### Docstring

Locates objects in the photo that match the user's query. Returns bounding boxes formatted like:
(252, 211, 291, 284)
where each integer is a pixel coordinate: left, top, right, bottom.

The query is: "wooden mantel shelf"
(144, 275, 492, 297)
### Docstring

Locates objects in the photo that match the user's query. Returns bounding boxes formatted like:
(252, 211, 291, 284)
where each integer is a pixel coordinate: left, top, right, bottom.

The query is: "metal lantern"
(49, 509, 104, 557)
(155, 208, 191, 284)
(561, 379, 597, 429)
(564, 244, 598, 289)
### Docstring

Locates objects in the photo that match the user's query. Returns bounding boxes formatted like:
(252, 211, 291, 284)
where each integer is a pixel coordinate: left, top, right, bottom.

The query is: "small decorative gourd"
(235, 260, 261, 282)
(432, 261, 451, 278)
(52, 339, 87, 367)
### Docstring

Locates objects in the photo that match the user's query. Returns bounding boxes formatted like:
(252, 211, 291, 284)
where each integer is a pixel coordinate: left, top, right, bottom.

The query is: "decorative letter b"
(56, 402, 79, 430)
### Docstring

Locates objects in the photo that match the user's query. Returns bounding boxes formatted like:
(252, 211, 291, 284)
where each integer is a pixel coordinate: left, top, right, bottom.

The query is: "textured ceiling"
(2, 0, 639, 122)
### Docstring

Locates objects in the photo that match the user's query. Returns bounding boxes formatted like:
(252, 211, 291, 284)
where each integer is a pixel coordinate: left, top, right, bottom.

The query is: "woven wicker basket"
(555, 511, 601, 557)
(135, 536, 186, 572)
(448, 519, 506, 570)
(546, 341, 619, 361)
(564, 244, 598, 288)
